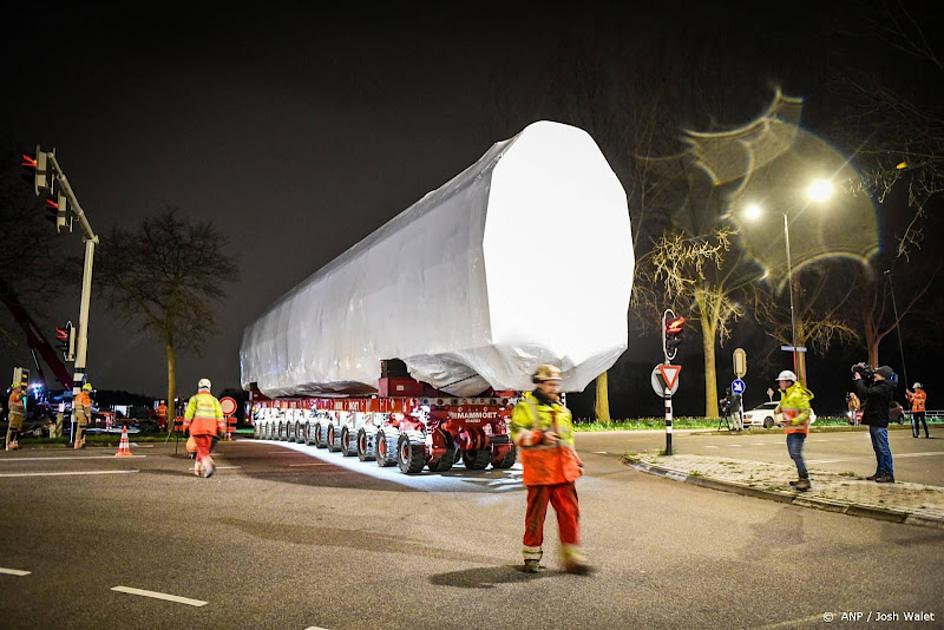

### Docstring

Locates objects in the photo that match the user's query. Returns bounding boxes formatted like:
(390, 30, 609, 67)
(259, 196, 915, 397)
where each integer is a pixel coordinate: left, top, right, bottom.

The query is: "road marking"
(111, 585, 207, 607)
(0, 567, 31, 576)
(0, 455, 145, 463)
(703, 445, 719, 449)
(896, 451, 944, 459)
(215, 465, 242, 469)
(591, 451, 608, 454)
(727, 444, 743, 448)
(0, 470, 139, 478)
(304, 626, 331, 630)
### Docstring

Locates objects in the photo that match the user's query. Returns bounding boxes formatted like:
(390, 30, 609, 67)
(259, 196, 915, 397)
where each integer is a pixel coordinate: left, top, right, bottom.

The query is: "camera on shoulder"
(851, 362, 875, 382)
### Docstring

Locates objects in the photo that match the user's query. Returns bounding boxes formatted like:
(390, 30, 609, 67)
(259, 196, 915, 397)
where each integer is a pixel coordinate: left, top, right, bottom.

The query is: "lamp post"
(742, 178, 834, 386)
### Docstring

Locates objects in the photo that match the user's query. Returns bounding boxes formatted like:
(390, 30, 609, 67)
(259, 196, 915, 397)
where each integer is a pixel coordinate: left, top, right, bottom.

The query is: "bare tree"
(95, 208, 238, 427)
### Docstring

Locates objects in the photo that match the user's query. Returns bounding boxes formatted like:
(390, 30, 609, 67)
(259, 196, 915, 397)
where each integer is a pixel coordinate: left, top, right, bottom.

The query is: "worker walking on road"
(906, 383, 930, 439)
(5, 382, 26, 451)
(156, 400, 168, 432)
(510, 364, 591, 575)
(73, 383, 93, 449)
(184, 378, 224, 478)
(774, 370, 814, 491)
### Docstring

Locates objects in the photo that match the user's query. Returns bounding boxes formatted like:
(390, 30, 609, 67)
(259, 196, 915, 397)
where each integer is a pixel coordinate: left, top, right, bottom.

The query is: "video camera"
(851, 362, 875, 382)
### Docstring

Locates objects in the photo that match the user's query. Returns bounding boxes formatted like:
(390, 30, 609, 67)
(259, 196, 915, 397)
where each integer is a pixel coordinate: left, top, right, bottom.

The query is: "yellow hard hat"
(82, 383, 93, 391)
(532, 364, 562, 383)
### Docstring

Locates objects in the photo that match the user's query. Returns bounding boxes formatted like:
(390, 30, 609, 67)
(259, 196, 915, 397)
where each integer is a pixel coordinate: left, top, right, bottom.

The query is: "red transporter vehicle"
(250, 361, 517, 474)
(242, 122, 635, 476)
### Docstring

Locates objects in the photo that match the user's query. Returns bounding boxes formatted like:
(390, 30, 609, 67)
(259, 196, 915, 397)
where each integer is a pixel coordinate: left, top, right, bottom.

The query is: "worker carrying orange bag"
(510, 364, 592, 575)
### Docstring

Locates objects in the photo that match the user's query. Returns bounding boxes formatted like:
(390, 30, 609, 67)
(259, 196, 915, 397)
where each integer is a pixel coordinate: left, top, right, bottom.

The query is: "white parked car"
(741, 401, 816, 429)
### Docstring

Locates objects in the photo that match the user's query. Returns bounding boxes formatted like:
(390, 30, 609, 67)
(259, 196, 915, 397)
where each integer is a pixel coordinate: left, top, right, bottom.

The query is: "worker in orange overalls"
(73, 383, 93, 449)
(183, 378, 224, 478)
(510, 364, 591, 575)
(906, 382, 929, 439)
(5, 382, 26, 451)
(156, 400, 169, 432)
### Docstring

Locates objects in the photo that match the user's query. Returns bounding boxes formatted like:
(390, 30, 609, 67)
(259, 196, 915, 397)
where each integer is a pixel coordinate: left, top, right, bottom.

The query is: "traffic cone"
(115, 425, 133, 457)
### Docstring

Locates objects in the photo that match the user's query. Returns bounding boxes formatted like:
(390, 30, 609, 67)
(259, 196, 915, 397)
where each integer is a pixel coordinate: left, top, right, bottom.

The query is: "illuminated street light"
(743, 203, 763, 222)
(806, 178, 834, 203)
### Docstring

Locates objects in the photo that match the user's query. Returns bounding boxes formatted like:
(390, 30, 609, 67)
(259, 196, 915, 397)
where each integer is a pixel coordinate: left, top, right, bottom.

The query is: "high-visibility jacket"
(7, 389, 26, 429)
(74, 391, 92, 425)
(510, 391, 582, 486)
(156, 404, 168, 419)
(777, 382, 814, 435)
(906, 389, 926, 413)
(184, 391, 224, 436)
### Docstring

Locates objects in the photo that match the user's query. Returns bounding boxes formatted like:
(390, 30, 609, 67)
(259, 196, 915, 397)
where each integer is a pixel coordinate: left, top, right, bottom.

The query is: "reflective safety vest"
(7, 389, 26, 428)
(779, 382, 814, 435)
(74, 391, 92, 425)
(184, 391, 224, 436)
(907, 389, 926, 413)
(510, 391, 582, 486)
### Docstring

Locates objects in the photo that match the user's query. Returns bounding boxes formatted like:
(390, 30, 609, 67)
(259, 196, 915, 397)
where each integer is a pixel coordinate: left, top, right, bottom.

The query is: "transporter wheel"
(357, 428, 375, 461)
(277, 423, 285, 440)
(375, 430, 398, 467)
(763, 417, 775, 429)
(327, 426, 341, 452)
(397, 434, 426, 474)
(340, 428, 358, 457)
(461, 448, 491, 470)
(303, 424, 315, 446)
(428, 432, 455, 473)
(494, 444, 517, 469)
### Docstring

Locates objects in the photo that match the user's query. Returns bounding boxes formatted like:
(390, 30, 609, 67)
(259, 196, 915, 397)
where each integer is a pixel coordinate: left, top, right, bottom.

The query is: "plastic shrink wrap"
(241, 121, 634, 397)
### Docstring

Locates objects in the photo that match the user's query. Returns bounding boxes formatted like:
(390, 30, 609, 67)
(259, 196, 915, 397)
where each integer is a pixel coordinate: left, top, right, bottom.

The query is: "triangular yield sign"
(658, 364, 681, 390)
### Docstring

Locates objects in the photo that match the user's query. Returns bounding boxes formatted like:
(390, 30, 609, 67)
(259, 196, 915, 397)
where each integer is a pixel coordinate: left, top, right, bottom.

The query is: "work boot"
(202, 458, 215, 478)
(794, 478, 811, 492)
(875, 474, 895, 483)
(522, 559, 541, 574)
(865, 472, 880, 481)
(563, 559, 595, 575)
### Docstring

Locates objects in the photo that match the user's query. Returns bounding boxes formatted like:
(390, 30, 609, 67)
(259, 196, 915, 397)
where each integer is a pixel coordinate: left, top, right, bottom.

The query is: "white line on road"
(304, 626, 331, 630)
(215, 466, 242, 469)
(727, 444, 743, 448)
(591, 451, 608, 454)
(0, 470, 139, 478)
(896, 451, 944, 458)
(111, 585, 207, 607)
(0, 455, 145, 463)
(0, 567, 31, 576)
(703, 445, 719, 449)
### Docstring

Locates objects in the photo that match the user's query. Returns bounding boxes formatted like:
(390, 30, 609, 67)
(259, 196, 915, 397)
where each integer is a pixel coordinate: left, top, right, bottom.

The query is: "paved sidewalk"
(623, 452, 944, 529)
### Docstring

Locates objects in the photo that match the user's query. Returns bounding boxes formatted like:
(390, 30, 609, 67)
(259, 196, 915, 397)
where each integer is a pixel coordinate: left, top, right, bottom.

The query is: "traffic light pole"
(662, 309, 675, 456)
(46, 152, 99, 444)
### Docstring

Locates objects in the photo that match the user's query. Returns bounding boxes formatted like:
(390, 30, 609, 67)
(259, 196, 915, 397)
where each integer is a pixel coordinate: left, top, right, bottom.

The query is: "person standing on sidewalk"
(774, 370, 814, 491)
(854, 365, 897, 483)
(5, 382, 26, 451)
(183, 378, 224, 478)
(73, 383, 93, 449)
(510, 364, 591, 575)
(906, 383, 930, 439)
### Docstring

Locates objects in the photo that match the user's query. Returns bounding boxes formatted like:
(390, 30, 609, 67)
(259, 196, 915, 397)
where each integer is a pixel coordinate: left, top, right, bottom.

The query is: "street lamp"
(742, 178, 835, 384)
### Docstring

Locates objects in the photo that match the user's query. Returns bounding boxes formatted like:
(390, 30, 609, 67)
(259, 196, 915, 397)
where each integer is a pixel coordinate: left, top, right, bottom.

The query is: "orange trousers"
(524, 482, 580, 549)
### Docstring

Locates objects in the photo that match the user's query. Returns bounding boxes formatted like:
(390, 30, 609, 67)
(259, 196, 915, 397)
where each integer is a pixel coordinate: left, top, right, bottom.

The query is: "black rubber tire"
(303, 424, 313, 446)
(763, 417, 774, 429)
(398, 434, 426, 474)
(357, 428, 376, 461)
(340, 427, 357, 457)
(428, 431, 455, 472)
(327, 426, 341, 452)
(492, 444, 517, 469)
(375, 430, 398, 467)
(462, 448, 491, 470)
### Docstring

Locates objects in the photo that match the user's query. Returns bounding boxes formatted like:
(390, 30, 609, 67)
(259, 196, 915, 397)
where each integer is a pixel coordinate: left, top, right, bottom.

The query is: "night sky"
(2, 3, 940, 416)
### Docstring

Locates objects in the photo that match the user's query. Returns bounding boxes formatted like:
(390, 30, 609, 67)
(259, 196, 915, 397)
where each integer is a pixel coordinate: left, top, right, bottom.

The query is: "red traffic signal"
(20, 147, 49, 195)
(666, 316, 686, 334)
(55, 327, 69, 342)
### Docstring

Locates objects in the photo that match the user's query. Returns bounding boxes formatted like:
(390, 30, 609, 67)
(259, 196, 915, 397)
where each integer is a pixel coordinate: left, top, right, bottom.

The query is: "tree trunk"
(594, 372, 611, 423)
(795, 320, 808, 388)
(165, 335, 177, 436)
(702, 322, 719, 418)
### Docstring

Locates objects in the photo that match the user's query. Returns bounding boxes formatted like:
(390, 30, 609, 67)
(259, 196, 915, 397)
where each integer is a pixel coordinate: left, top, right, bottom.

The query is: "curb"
(623, 456, 944, 530)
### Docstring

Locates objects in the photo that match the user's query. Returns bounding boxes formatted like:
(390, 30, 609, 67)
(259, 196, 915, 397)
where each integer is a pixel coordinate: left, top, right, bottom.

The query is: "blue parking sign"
(731, 378, 746, 395)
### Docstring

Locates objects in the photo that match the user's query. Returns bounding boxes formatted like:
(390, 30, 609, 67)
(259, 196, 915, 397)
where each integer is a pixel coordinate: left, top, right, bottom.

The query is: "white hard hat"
(913, 382, 923, 389)
(198, 378, 212, 390)
(776, 370, 798, 382)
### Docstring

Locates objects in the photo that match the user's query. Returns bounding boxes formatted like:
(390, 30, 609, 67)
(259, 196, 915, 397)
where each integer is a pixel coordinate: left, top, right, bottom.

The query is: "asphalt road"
(0, 434, 941, 630)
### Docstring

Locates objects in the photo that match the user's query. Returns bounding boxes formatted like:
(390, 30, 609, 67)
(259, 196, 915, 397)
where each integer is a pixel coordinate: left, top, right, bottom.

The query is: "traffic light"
(55, 322, 75, 361)
(20, 146, 49, 196)
(44, 193, 70, 232)
(665, 315, 686, 357)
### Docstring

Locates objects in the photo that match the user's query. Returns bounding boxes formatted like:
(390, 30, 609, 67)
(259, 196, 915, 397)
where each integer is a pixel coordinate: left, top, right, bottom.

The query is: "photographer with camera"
(852, 363, 897, 483)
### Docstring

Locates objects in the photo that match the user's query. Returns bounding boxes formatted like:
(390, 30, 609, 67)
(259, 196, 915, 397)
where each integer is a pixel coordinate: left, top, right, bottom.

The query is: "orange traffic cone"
(115, 425, 133, 457)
